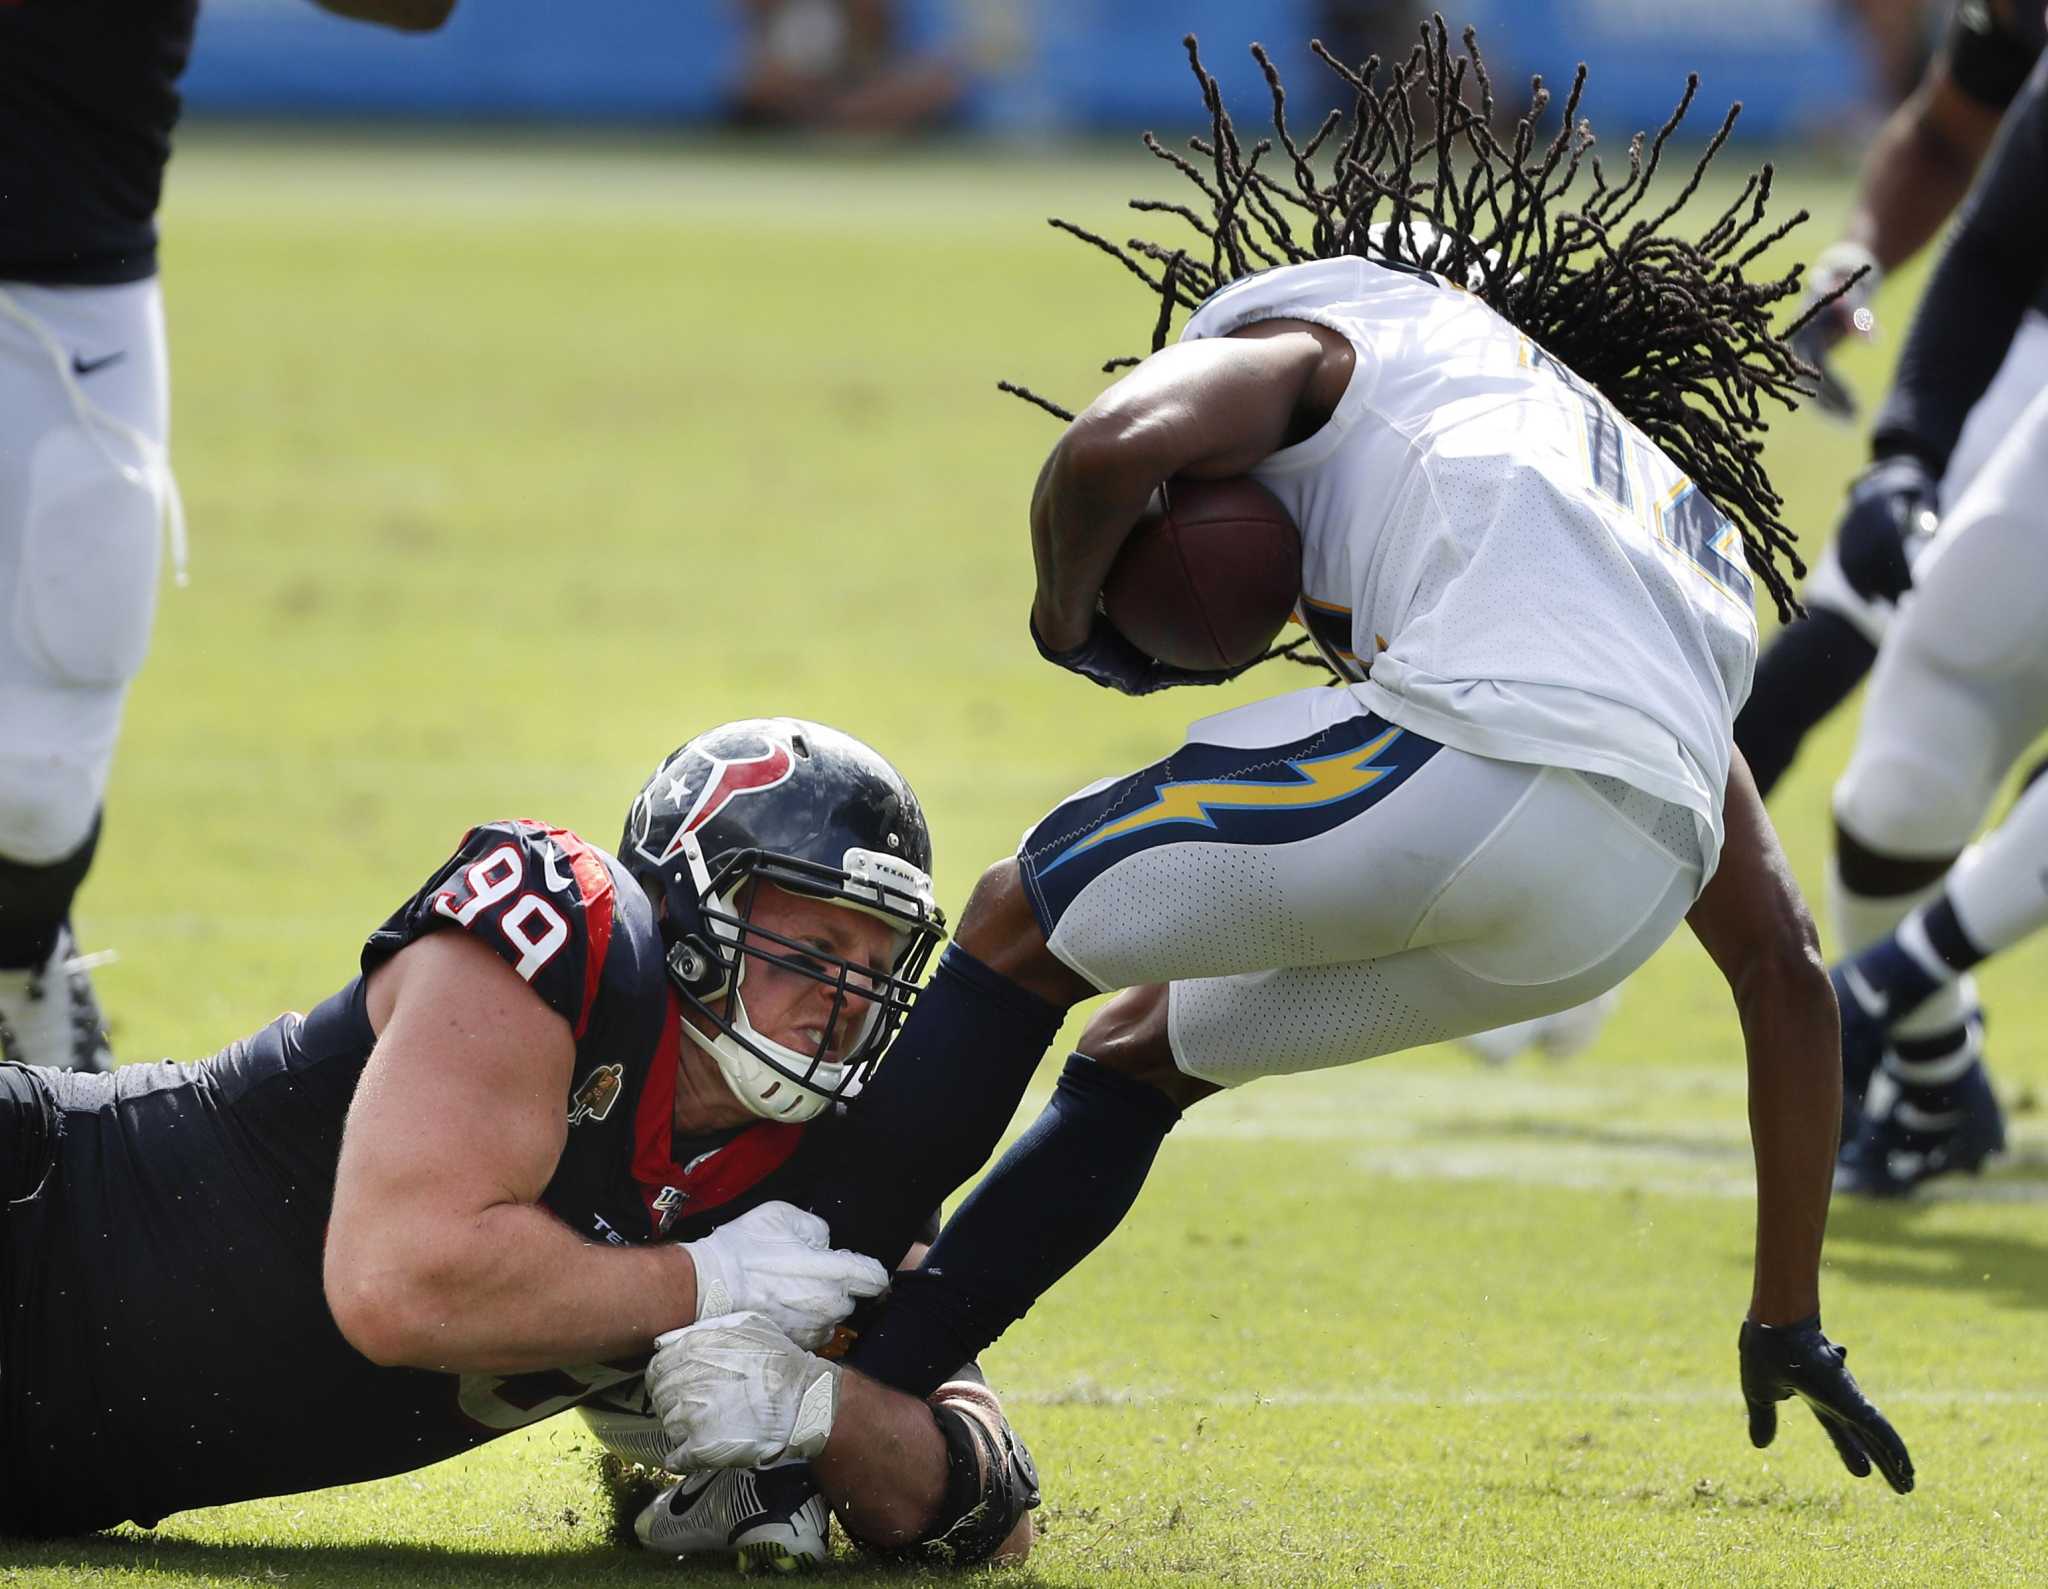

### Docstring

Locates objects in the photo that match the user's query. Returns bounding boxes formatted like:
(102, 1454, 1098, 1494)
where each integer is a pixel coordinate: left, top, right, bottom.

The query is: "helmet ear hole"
(666, 935, 725, 997)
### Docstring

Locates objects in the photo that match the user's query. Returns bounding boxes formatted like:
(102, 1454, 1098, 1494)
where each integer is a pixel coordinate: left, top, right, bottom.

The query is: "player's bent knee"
(0, 757, 100, 869)
(954, 857, 1091, 1009)
(1079, 985, 1217, 1110)
(847, 1382, 1039, 1567)
(1833, 754, 1985, 867)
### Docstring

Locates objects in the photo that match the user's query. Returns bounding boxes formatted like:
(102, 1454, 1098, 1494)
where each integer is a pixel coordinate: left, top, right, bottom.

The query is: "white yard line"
(1007, 1383, 2048, 1409)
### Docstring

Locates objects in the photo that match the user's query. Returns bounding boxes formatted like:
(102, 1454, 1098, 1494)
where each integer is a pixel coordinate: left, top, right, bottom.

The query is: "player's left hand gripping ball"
(1030, 610, 1248, 696)
(648, 1312, 843, 1471)
(1737, 1316, 1914, 1493)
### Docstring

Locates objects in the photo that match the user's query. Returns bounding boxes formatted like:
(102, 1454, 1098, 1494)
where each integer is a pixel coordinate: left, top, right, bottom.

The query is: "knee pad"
(1834, 743, 1987, 862)
(0, 754, 102, 868)
(856, 1382, 1040, 1567)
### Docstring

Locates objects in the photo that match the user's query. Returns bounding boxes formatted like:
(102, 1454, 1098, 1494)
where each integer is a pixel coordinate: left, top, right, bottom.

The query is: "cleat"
(634, 1463, 829, 1573)
(0, 927, 113, 1073)
(1835, 1061, 2005, 1198)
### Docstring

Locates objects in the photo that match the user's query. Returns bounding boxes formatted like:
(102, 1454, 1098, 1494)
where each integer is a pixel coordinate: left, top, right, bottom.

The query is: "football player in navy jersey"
(0, 717, 1040, 1567)
(0, 0, 454, 1074)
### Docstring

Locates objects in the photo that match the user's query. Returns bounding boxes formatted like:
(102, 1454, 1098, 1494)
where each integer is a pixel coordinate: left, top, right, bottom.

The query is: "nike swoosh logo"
(664, 1475, 720, 1519)
(71, 351, 126, 377)
(541, 844, 575, 894)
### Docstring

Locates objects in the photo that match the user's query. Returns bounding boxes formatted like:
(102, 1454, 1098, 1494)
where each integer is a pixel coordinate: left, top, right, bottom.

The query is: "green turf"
(3, 129, 2043, 1587)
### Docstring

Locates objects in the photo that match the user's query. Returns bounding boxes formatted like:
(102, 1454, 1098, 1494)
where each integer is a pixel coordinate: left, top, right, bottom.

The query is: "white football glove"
(648, 1311, 842, 1471)
(681, 1200, 888, 1350)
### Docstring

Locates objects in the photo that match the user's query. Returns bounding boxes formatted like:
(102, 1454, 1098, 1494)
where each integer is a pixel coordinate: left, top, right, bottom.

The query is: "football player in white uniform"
(648, 28, 1913, 1498)
(0, 0, 454, 1073)
(1818, 50, 2048, 1194)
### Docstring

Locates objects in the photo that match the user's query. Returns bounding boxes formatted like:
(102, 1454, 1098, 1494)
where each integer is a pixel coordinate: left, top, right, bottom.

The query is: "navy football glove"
(1030, 611, 1250, 696)
(1738, 1315, 1914, 1493)
(1833, 454, 1938, 606)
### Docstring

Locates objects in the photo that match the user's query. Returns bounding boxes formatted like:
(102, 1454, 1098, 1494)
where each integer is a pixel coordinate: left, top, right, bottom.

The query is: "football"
(1101, 476, 1302, 670)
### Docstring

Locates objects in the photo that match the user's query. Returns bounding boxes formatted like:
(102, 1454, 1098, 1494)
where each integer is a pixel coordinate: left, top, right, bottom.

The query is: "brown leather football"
(1101, 476, 1303, 670)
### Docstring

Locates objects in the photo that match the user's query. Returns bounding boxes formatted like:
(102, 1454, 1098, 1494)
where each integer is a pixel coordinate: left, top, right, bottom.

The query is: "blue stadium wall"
(183, 1, 1872, 141)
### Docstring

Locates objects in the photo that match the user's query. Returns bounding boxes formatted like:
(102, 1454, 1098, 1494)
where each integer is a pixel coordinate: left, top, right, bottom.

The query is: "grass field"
(3, 129, 2044, 1587)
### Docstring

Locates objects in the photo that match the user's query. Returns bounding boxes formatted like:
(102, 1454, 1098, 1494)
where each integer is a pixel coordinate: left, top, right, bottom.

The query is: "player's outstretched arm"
(307, 0, 456, 30)
(1686, 752, 1913, 1492)
(1687, 752, 1838, 1325)
(648, 1313, 1036, 1566)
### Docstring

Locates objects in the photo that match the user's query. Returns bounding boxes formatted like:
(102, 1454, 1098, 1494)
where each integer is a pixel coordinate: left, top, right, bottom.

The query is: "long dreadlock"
(1003, 16, 1848, 625)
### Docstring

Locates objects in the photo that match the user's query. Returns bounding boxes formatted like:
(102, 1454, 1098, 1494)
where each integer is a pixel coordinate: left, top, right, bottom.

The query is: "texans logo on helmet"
(638, 740, 797, 866)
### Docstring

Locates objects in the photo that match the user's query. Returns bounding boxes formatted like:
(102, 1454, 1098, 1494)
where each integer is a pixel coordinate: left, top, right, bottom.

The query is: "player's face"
(737, 885, 898, 1063)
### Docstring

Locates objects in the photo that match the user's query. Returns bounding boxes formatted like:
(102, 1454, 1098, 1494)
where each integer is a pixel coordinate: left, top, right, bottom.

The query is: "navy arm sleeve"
(1943, 0, 2046, 110)
(1873, 52, 2048, 473)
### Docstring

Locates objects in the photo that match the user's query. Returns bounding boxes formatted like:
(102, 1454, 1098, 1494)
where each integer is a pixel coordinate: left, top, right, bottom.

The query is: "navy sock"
(1837, 937, 1943, 1026)
(797, 944, 1064, 1266)
(1839, 892, 1986, 1027)
(1917, 895, 1988, 975)
(847, 1053, 1182, 1396)
(0, 817, 100, 971)
(1733, 607, 1876, 799)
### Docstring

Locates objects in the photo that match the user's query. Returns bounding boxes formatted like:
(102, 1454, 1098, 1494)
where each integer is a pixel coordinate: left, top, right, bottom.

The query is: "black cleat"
(1836, 1061, 2005, 1198)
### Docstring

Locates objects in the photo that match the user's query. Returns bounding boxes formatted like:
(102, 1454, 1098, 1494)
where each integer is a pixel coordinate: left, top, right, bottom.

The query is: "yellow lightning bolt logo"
(1057, 726, 1404, 864)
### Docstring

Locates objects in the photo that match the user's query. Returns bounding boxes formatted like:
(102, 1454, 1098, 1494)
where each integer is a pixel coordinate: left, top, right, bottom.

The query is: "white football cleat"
(1461, 987, 1621, 1066)
(0, 927, 113, 1073)
(634, 1463, 830, 1574)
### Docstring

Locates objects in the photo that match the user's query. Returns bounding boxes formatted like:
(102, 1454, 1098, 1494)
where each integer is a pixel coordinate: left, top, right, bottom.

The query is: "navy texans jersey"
(0, 0, 199, 283)
(0, 820, 842, 1538)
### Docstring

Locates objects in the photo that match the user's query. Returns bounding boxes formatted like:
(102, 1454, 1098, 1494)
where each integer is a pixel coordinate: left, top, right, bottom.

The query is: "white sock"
(1947, 779, 2048, 956)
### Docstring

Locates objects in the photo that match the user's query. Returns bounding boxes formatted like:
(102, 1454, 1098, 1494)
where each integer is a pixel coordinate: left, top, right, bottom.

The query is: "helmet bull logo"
(645, 741, 796, 865)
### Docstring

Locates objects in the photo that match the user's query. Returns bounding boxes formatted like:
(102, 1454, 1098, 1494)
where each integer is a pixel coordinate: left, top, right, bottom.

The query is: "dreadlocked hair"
(1003, 15, 1852, 625)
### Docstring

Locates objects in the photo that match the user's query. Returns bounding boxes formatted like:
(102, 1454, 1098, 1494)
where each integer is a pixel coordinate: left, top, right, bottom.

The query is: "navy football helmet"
(620, 718, 944, 1122)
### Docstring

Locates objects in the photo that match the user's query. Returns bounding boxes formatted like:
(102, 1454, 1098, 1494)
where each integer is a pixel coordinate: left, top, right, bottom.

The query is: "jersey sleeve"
(363, 820, 623, 1038)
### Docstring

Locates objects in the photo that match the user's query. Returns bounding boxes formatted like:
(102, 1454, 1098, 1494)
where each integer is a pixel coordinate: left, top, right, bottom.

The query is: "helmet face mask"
(621, 719, 946, 1123)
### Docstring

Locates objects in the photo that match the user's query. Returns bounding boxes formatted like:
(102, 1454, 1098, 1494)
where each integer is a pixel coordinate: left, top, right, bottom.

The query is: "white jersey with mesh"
(1180, 256, 1758, 871)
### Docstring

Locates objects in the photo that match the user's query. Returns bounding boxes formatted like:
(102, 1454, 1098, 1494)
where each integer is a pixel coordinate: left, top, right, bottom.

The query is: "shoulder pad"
(365, 820, 622, 1037)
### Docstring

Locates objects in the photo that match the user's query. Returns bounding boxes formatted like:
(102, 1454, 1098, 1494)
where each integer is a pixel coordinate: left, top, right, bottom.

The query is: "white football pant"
(1834, 381, 2048, 862)
(0, 278, 176, 865)
(1017, 685, 1703, 1086)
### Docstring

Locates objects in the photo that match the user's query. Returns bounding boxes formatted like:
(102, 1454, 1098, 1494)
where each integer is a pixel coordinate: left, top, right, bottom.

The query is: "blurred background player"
(1, 718, 1038, 1567)
(757, 27, 1914, 1494)
(1819, 50, 2048, 1194)
(728, 0, 963, 133)
(1735, 0, 2047, 799)
(0, 0, 455, 1074)
(1476, 0, 2048, 1067)
(1830, 389, 2048, 1195)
